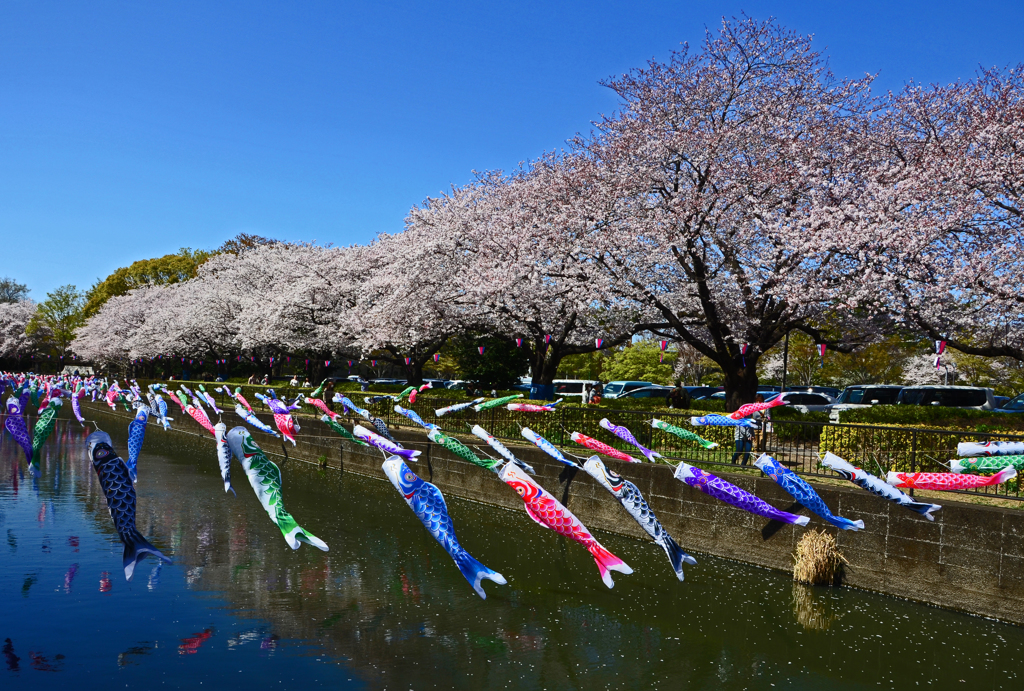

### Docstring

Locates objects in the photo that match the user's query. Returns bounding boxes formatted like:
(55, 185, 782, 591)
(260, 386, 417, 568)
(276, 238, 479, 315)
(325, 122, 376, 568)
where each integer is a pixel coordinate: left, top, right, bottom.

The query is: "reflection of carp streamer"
(755, 455, 864, 531)
(4, 395, 33, 465)
(226, 427, 328, 551)
(584, 456, 695, 581)
(383, 457, 506, 599)
(821, 453, 939, 520)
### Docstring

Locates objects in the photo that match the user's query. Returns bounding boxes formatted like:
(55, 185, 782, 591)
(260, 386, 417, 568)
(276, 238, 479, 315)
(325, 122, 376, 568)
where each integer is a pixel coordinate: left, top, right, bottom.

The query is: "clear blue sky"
(2, 1, 1022, 299)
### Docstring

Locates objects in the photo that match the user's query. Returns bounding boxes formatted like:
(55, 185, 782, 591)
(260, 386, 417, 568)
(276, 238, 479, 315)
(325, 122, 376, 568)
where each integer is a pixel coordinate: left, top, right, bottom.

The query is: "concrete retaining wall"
(84, 402, 1024, 624)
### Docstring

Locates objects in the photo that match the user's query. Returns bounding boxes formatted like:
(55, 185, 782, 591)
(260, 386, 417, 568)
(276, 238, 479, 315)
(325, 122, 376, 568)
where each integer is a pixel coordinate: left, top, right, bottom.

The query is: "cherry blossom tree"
(858, 66, 1024, 363)
(558, 16, 878, 409)
(0, 299, 39, 363)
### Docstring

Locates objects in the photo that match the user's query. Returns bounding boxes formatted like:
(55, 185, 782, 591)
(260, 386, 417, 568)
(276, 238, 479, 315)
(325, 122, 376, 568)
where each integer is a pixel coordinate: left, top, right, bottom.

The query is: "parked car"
(764, 391, 837, 412)
(685, 386, 723, 399)
(828, 385, 904, 420)
(552, 379, 602, 398)
(602, 381, 654, 399)
(785, 386, 841, 399)
(896, 386, 996, 411)
(616, 385, 673, 399)
(708, 388, 780, 401)
(995, 393, 1024, 414)
(994, 395, 1011, 409)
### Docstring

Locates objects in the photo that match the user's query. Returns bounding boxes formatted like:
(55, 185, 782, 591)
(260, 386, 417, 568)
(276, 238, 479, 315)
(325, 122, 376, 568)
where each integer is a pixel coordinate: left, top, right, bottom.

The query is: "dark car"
(996, 393, 1024, 414)
(617, 385, 673, 399)
(686, 386, 723, 400)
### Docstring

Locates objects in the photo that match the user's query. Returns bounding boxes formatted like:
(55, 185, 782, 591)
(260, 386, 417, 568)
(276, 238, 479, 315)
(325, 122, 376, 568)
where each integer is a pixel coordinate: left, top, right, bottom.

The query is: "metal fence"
(165, 381, 1024, 503)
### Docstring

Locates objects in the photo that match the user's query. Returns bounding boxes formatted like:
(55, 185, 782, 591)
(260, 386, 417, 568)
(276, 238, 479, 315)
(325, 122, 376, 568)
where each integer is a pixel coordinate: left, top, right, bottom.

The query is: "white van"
(552, 379, 601, 398)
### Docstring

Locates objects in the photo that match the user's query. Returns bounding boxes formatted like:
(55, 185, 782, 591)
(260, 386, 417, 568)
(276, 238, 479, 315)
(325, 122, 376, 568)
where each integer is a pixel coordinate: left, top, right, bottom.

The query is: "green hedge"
(837, 405, 1024, 432)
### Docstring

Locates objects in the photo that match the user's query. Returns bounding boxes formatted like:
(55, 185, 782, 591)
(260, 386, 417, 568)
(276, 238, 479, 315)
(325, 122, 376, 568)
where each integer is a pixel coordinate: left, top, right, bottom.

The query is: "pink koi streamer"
(185, 403, 217, 436)
(729, 398, 787, 420)
(886, 466, 1017, 491)
(570, 432, 640, 463)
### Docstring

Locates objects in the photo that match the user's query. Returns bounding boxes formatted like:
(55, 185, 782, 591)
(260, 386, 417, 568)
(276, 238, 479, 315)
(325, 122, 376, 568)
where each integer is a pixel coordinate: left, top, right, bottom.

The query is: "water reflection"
(1, 418, 1024, 689)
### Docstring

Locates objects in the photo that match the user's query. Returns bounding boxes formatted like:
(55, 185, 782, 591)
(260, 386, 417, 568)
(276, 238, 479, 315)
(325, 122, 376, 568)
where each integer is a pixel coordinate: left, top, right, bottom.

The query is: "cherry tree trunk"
(722, 355, 760, 413)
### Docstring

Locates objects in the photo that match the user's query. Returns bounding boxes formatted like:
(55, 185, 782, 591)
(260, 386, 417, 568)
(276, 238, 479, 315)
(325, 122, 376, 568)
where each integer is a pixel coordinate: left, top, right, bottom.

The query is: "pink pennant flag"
(433, 353, 440, 362)
(659, 340, 668, 351)
(515, 338, 523, 347)
(478, 346, 485, 355)
(404, 357, 411, 365)
(544, 334, 552, 344)
(325, 360, 331, 367)
(935, 340, 946, 355)
(595, 338, 604, 349)
(659, 352, 664, 363)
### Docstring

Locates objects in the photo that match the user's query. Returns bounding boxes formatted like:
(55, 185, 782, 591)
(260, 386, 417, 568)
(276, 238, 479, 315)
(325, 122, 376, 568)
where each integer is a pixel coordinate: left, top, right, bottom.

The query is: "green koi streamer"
(30, 399, 63, 475)
(650, 418, 719, 450)
(427, 428, 500, 472)
(225, 427, 329, 551)
(473, 394, 523, 412)
(951, 455, 1024, 474)
(320, 414, 368, 446)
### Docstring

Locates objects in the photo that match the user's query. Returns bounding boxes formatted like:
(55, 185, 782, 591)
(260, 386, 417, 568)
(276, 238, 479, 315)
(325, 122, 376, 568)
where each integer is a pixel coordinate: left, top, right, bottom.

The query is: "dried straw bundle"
(792, 529, 848, 586)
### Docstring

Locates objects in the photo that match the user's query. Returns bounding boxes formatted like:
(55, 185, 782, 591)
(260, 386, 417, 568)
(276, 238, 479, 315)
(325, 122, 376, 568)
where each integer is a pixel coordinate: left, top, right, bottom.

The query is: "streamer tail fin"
(453, 550, 507, 599)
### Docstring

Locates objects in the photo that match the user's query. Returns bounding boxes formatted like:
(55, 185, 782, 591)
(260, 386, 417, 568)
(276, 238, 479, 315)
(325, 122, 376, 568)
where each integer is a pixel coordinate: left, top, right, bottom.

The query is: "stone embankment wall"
(84, 402, 1024, 624)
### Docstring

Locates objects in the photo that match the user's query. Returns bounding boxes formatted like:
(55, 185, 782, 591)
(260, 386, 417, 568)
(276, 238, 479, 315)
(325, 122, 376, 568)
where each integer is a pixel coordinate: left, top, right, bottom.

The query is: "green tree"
(0, 277, 29, 303)
(601, 340, 676, 385)
(27, 285, 85, 357)
(450, 335, 530, 390)
(82, 248, 213, 318)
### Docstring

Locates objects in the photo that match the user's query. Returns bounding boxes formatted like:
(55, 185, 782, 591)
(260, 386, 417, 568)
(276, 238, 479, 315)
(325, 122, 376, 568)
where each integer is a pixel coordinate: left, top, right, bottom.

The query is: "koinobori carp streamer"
(225, 427, 328, 551)
(599, 418, 660, 462)
(570, 431, 639, 463)
(499, 463, 632, 588)
(649, 419, 718, 449)
(382, 457, 506, 599)
(886, 467, 1017, 491)
(821, 452, 940, 521)
(755, 455, 864, 531)
(583, 456, 695, 581)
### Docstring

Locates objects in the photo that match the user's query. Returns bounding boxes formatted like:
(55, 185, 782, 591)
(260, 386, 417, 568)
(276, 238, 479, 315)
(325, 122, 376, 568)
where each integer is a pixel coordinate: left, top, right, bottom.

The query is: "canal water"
(1, 418, 1020, 690)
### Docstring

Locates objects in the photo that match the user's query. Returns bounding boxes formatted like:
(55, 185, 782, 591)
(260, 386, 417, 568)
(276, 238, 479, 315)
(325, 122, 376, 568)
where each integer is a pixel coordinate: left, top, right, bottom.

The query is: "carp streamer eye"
(405, 472, 416, 482)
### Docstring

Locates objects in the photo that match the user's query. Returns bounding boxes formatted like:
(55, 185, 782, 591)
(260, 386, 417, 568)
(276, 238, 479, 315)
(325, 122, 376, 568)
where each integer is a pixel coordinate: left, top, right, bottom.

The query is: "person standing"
(732, 408, 754, 465)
